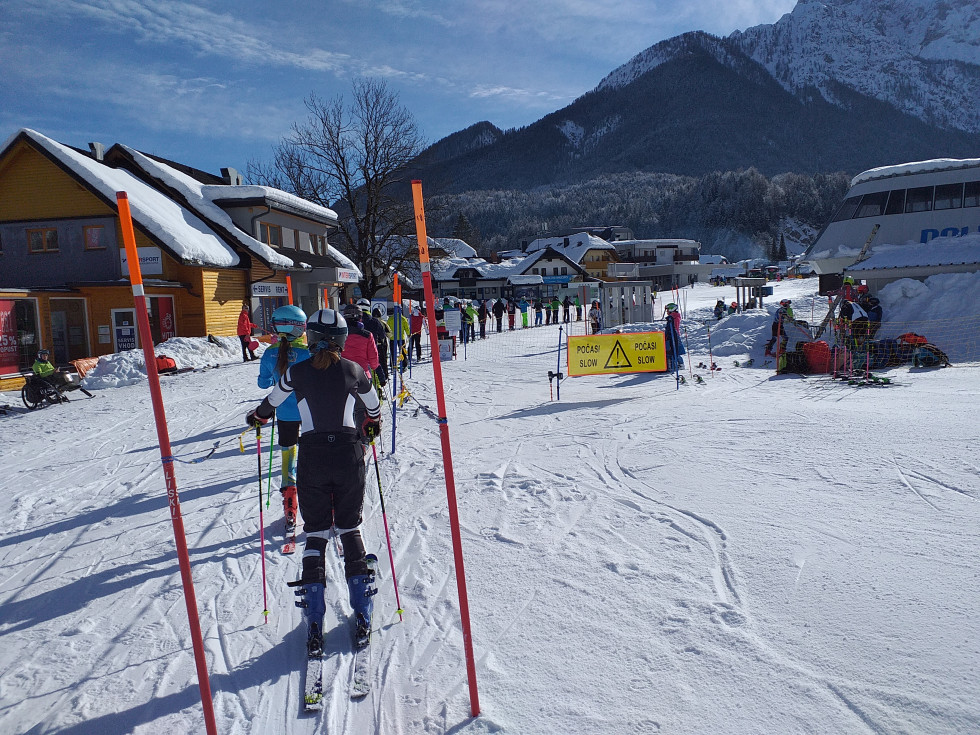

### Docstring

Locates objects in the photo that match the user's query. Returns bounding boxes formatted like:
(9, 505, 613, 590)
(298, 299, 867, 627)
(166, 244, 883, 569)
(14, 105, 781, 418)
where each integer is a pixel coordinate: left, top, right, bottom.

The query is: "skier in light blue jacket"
(258, 305, 310, 532)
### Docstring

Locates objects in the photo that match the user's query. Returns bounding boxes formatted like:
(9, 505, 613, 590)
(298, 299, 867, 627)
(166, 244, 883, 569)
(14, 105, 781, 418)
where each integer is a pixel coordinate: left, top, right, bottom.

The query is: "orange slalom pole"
(116, 192, 218, 735)
(286, 275, 294, 305)
(411, 180, 480, 718)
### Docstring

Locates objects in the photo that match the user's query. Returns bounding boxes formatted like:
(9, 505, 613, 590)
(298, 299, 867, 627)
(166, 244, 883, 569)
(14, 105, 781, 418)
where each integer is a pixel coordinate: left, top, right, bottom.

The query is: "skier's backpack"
(898, 332, 928, 346)
(155, 355, 178, 374)
(913, 344, 950, 368)
(802, 341, 832, 373)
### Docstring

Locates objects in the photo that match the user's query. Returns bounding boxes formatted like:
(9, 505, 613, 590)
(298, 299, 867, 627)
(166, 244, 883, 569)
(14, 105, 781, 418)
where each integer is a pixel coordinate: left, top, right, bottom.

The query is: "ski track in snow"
(2, 279, 980, 733)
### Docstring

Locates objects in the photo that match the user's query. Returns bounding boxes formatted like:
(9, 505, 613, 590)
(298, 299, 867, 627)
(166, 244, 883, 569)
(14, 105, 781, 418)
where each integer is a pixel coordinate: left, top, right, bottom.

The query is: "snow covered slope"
(1, 278, 978, 734)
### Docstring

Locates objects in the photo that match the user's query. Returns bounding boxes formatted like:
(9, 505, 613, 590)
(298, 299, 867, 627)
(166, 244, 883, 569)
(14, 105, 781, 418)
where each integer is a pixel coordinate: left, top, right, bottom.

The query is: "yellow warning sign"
(567, 332, 667, 376)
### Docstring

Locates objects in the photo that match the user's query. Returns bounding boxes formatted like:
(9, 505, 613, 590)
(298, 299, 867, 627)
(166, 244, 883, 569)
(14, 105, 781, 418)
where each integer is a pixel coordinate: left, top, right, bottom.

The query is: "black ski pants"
(297, 432, 370, 577)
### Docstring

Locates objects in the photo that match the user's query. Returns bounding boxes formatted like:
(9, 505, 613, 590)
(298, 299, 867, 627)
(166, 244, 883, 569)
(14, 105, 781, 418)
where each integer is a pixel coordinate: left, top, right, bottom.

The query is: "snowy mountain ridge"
(598, 0, 980, 134)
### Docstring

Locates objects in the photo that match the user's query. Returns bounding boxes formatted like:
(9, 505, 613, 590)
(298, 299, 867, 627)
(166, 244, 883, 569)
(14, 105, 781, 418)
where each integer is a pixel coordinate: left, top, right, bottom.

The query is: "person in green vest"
(387, 309, 410, 372)
(550, 296, 561, 325)
(463, 300, 478, 343)
(32, 349, 73, 389)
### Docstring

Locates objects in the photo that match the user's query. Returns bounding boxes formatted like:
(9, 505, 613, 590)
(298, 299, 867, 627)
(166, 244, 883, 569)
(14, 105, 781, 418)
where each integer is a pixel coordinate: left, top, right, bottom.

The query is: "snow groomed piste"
(1, 272, 979, 733)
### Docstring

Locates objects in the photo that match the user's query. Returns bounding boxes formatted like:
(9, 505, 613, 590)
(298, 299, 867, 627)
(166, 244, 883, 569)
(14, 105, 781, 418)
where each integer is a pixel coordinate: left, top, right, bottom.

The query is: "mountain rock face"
(416, 0, 980, 193)
(600, 0, 980, 134)
(732, 0, 980, 133)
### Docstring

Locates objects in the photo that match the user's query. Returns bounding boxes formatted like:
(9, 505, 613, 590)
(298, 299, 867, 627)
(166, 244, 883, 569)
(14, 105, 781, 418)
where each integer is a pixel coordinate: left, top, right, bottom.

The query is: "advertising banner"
(157, 297, 177, 340)
(567, 332, 666, 377)
(120, 247, 163, 276)
(0, 300, 20, 374)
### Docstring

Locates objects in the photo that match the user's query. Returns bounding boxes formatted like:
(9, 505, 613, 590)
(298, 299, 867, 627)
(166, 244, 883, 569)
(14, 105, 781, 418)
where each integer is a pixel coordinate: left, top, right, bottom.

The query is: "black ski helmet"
(342, 303, 363, 323)
(306, 309, 348, 352)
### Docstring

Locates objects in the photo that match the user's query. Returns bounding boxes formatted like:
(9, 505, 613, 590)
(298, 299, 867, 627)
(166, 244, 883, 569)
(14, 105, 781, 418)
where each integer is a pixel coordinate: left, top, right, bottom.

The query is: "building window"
(293, 230, 301, 250)
(934, 183, 963, 210)
(553, 267, 559, 276)
(905, 187, 933, 213)
(83, 225, 106, 250)
(965, 181, 980, 208)
(561, 267, 568, 276)
(311, 234, 327, 255)
(28, 228, 59, 253)
(855, 191, 888, 218)
(884, 189, 906, 215)
(259, 222, 282, 247)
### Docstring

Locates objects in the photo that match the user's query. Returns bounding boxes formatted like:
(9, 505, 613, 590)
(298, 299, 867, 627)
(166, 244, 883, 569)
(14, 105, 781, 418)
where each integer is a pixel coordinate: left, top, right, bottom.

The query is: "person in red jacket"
(341, 304, 382, 440)
(237, 304, 259, 362)
(409, 306, 425, 361)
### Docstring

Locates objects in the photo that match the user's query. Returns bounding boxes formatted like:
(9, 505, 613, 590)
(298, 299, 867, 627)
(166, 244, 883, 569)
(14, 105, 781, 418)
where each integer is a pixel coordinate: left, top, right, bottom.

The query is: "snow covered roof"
(6, 129, 239, 268)
(202, 184, 338, 224)
(847, 235, 980, 272)
(513, 247, 586, 275)
(507, 274, 543, 285)
(526, 232, 616, 265)
(851, 158, 980, 186)
(430, 238, 477, 258)
(119, 147, 300, 270)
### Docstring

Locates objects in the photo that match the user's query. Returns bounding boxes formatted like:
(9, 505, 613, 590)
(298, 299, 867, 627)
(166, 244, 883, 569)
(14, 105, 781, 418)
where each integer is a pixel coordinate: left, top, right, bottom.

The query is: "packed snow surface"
(2, 278, 979, 734)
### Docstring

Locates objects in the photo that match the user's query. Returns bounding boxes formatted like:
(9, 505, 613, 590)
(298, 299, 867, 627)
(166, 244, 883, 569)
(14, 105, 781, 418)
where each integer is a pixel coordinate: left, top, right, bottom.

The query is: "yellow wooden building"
(0, 128, 357, 391)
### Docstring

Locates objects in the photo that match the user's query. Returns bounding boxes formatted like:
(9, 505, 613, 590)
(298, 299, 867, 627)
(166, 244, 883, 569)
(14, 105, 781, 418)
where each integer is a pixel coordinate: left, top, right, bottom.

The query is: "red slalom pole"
(412, 180, 480, 718)
(371, 442, 404, 621)
(255, 428, 270, 623)
(116, 192, 217, 735)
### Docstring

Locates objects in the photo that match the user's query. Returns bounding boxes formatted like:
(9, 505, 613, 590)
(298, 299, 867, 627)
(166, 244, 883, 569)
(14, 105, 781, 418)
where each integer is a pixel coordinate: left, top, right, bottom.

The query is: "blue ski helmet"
(306, 309, 347, 352)
(271, 305, 307, 339)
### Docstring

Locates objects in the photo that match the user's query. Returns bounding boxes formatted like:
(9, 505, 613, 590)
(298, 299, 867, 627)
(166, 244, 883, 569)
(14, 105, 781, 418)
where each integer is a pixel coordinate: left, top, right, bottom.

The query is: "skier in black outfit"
(492, 298, 505, 333)
(357, 298, 389, 384)
(246, 308, 382, 653)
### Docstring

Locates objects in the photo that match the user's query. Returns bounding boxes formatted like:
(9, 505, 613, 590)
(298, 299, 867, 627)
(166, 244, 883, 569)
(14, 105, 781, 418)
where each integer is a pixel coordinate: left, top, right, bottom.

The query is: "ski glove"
(362, 418, 381, 440)
(246, 409, 270, 428)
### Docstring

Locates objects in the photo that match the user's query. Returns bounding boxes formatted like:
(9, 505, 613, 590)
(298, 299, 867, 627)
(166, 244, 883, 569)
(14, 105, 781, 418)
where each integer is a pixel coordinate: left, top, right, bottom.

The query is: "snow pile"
(82, 336, 253, 389)
(856, 234, 980, 269)
(877, 270, 980, 360)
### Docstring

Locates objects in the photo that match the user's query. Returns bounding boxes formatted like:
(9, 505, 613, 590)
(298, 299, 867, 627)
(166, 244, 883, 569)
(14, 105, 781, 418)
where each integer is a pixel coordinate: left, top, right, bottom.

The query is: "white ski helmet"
(356, 297, 372, 313)
(306, 309, 347, 351)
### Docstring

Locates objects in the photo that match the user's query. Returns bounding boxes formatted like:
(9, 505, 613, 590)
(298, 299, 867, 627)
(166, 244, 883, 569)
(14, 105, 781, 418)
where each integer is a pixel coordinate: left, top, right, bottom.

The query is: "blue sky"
(0, 0, 797, 176)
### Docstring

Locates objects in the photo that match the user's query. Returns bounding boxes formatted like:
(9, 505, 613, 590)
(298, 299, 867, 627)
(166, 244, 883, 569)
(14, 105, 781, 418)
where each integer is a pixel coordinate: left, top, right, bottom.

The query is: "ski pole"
(556, 326, 563, 401)
(371, 442, 404, 621)
(706, 323, 714, 378)
(265, 418, 276, 508)
(683, 326, 692, 380)
(255, 427, 270, 624)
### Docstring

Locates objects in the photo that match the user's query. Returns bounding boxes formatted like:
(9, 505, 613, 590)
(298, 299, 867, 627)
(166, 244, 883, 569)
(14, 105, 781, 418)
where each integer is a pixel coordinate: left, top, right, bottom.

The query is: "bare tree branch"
(249, 79, 425, 298)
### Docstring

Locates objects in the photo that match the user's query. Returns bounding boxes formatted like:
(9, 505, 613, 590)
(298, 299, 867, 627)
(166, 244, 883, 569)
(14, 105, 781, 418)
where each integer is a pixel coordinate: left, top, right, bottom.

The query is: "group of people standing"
(484, 295, 583, 333)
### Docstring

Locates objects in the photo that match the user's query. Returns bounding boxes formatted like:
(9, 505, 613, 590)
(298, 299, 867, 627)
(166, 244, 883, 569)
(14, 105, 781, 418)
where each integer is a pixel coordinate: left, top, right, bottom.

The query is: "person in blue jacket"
(258, 304, 310, 532)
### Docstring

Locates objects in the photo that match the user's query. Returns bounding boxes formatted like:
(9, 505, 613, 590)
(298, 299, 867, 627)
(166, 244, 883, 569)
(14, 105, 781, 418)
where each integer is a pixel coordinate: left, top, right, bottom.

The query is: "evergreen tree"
(451, 214, 482, 251)
(778, 233, 788, 261)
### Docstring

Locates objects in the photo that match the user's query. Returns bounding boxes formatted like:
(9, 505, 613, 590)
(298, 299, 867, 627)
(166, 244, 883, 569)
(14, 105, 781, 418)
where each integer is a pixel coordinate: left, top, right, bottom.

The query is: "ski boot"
(347, 554, 378, 649)
(292, 561, 326, 656)
(281, 485, 298, 532)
